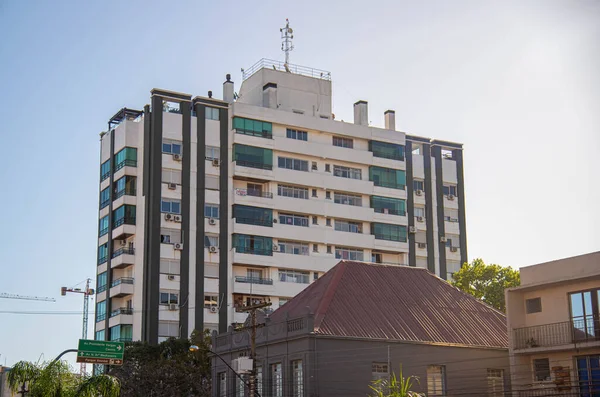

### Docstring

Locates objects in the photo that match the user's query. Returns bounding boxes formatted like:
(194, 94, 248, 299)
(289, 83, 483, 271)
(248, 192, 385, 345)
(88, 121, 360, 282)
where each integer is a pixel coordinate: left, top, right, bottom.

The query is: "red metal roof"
(269, 261, 508, 348)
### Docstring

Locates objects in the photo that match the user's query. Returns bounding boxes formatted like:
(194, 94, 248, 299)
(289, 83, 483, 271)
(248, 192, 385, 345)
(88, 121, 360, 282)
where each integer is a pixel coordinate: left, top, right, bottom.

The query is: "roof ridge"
(313, 261, 348, 331)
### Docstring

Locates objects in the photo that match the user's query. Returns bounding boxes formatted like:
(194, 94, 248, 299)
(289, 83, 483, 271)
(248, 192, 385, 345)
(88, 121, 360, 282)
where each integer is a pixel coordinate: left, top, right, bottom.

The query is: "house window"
(233, 117, 272, 138)
(162, 168, 182, 185)
(96, 300, 106, 322)
(369, 166, 406, 189)
(95, 330, 105, 341)
(114, 147, 138, 171)
(160, 259, 180, 275)
(278, 184, 309, 199)
(271, 363, 282, 397)
(204, 295, 218, 308)
(335, 247, 364, 261)
(160, 228, 181, 244)
(161, 199, 181, 214)
(327, 245, 332, 254)
(158, 320, 179, 337)
(371, 223, 408, 242)
(204, 175, 219, 191)
(113, 175, 136, 198)
(311, 161, 317, 170)
(100, 187, 110, 209)
(287, 128, 308, 141)
(414, 207, 426, 218)
(333, 136, 353, 148)
(162, 139, 182, 155)
(292, 360, 303, 397)
(369, 140, 404, 160)
(205, 146, 220, 160)
(204, 204, 219, 218)
(234, 205, 273, 227)
(110, 324, 133, 342)
(98, 243, 108, 264)
(314, 272, 319, 281)
(312, 217, 318, 225)
(487, 369, 505, 397)
(218, 372, 227, 397)
(576, 355, 600, 395)
(278, 157, 309, 172)
(526, 298, 542, 314)
(233, 144, 273, 170)
(312, 189, 317, 197)
(159, 290, 179, 305)
(326, 191, 331, 200)
(205, 107, 219, 120)
(204, 235, 219, 247)
(256, 367, 263, 396)
(279, 269, 310, 284)
(278, 240, 309, 255)
(100, 159, 111, 181)
(333, 165, 362, 180)
(279, 213, 309, 227)
(232, 234, 272, 256)
(112, 204, 136, 228)
(334, 220, 363, 233)
(334, 192, 362, 206)
(325, 164, 331, 172)
(313, 243, 318, 252)
(97, 272, 107, 293)
(326, 218, 331, 226)
(443, 185, 457, 196)
(372, 362, 389, 381)
(533, 358, 550, 381)
(569, 289, 600, 340)
(427, 365, 446, 396)
(413, 179, 425, 192)
(99, 215, 109, 237)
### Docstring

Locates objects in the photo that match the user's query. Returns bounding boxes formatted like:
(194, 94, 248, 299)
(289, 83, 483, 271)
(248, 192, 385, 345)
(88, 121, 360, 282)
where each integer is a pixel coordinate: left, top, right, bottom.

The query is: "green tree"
(369, 367, 424, 397)
(451, 258, 520, 312)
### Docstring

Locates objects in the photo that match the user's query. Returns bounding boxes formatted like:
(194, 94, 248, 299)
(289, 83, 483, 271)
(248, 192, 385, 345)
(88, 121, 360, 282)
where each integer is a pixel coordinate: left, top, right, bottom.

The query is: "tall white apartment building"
(94, 59, 468, 344)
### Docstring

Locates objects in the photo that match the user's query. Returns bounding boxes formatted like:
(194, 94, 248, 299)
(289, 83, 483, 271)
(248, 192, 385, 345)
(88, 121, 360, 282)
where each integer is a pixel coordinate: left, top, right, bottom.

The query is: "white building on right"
(506, 251, 600, 397)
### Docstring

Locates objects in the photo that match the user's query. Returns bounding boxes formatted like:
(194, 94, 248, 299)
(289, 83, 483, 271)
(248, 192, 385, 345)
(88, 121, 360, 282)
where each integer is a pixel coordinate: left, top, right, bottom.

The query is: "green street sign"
(76, 339, 124, 366)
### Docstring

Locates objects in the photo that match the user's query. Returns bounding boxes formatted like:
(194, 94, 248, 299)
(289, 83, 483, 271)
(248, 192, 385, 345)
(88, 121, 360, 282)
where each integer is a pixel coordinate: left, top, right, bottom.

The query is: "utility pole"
(61, 279, 94, 376)
(238, 301, 271, 397)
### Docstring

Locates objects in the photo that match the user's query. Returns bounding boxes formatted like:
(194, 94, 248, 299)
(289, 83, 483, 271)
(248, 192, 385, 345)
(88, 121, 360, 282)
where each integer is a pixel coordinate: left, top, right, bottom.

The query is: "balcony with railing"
(513, 316, 600, 351)
(233, 246, 273, 257)
(109, 277, 134, 298)
(111, 247, 135, 269)
(110, 307, 133, 317)
(235, 188, 273, 199)
(234, 276, 273, 285)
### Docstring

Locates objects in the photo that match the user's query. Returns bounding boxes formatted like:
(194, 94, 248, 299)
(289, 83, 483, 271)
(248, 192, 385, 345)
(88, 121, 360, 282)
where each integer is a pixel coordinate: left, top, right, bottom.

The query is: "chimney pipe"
(353, 101, 368, 126)
(208, 91, 213, 98)
(384, 110, 396, 131)
(223, 74, 234, 103)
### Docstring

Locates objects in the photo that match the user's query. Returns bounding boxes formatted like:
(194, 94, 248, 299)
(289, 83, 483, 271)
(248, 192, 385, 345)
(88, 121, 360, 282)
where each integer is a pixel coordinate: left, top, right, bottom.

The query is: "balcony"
(235, 217, 273, 227)
(513, 316, 600, 351)
(235, 188, 273, 199)
(233, 246, 273, 257)
(109, 277, 134, 298)
(111, 247, 135, 269)
(114, 187, 136, 200)
(233, 276, 276, 295)
(234, 276, 273, 285)
(517, 386, 583, 397)
(109, 307, 134, 327)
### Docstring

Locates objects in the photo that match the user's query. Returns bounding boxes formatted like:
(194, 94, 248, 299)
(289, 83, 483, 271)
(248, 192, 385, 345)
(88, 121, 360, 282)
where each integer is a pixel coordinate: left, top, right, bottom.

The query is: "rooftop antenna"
(280, 18, 294, 70)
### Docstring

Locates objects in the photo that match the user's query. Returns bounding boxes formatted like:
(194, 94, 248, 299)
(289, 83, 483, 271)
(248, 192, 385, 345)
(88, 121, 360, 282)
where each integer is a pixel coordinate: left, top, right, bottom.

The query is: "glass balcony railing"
(233, 246, 273, 256)
(234, 276, 273, 285)
(111, 277, 134, 288)
(112, 247, 135, 258)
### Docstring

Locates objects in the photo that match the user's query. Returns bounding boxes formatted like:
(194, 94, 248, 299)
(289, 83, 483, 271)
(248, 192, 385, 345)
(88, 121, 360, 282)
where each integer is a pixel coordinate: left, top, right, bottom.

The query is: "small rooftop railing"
(242, 58, 331, 81)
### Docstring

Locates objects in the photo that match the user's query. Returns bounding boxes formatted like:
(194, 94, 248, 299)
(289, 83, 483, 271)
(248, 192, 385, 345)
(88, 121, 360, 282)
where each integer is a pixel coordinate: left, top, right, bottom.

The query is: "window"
(576, 355, 600, 395)
(100, 159, 111, 181)
(446, 261, 461, 280)
(333, 165, 361, 180)
(444, 209, 459, 222)
(333, 136, 353, 148)
(334, 192, 362, 206)
(278, 240, 309, 255)
(110, 324, 133, 342)
(218, 372, 227, 397)
(234, 144, 273, 170)
(443, 185, 457, 196)
(335, 220, 363, 233)
(369, 140, 404, 160)
(205, 175, 219, 190)
(279, 213, 309, 227)
(113, 204, 136, 227)
(325, 164, 331, 172)
(95, 330, 105, 341)
(158, 320, 179, 337)
(369, 166, 406, 189)
(533, 358, 550, 382)
(159, 290, 179, 305)
(311, 161, 317, 170)
(372, 223, 408, 242)
(312, 189, 317, 198)
(427, 365, 446, 396)
(287, 128, 307, 141)
(204, 295, 218, 308)
(413, 179, 425, 192)
(526, 298, 542, 314)
(96, 300, 106, 322)
(325, 191, 331, 200)
(234, 205, 273, 227)
(162, 139, 182, 155)
(99, 215, 109, 237)
(160, 228, 181, 244)
(256, 367, 263, 396)
(327, 245, 332, 254)
(205, 146, 220, 160)
(487, 369, 505, 397)
(445, 234, 460, 248)
(233, 117, 272, 138)
(279, 298, 289, 307)
(236, 376, 245, 397)
(278, 156, 309, 172)
(335, 247, 364, 261)
(326, 218, 331, 226)
(161, 199, 181, 214)
(204, 235, 219, 247)
(279, 269, 310, 284)
(569, 289, 600, 340)
(233, 234, 273, 256)
(205, 204, 219, 218)
(162, 168, 181, 185)
(292, 360, 303, 397)
(370, 196, 406, 216)
(372, 362, 389, 381)
(271, 363, 282, 397)
(100, 187, 110, 209)
(98, 243, 108, 264)
(205, 107, 219, 120)
(114, 176, 136, 198)
(414, 206, 426, 218)
(97, 272, 107, 293)
(313, 243, 318, 252)
(314, 272, 319, 281)
(114, 147, 137, 171)
(160, 259, 180, 275)
(312, 217, 318, 225)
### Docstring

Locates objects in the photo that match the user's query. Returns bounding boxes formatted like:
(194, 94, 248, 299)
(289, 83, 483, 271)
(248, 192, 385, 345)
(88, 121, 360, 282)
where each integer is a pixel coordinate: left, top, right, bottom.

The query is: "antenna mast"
(280, 18, 294, 68)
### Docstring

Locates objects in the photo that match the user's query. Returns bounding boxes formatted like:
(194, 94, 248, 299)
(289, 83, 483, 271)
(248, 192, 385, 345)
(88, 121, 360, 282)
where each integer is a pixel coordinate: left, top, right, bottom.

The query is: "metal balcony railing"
(234, 276, 273, 285)
(234, 159, 273, 170)
(112, 247, 135, 258)
(235, 217, 273, 227)
(113, 217, 135, 228)
(513, 316, 600, 349)
(114, 188, 136, 199)
(111, 277, 134, 287)
(110, 307, 133, 317)
(242, 58, 331, 81)
(114, 159, 137, 172)
(517, 385, 595, 396)
(235, 188, 273, 199)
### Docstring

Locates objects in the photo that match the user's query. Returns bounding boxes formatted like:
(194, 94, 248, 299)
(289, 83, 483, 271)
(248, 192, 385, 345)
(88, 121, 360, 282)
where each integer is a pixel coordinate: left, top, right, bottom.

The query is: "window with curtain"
(99, 215, 109, 237)
(98, 243, 108, 265)
(334, 192, 362, 206)
(369, 140, 405, 160)
(162, 169, 182, 185)
(159, 290, 179, 305)
(334, 220, 362, 233)
(114, 147, 137, 171)
(333, 165, 361, 180)
(278, 240, 309, 255)
(100, 159, 111, 181)
(100, 187, 110, 209)
(369, 166, 406, 189)
(279, 270, 310, 284)
(113, 205, 136, 227)
(370, 196, 406, 215)
(234, 205, 273, 227)
(371, 223, 407, 242)
(233, 234, 273, 256)
(96, 300, 106, 322)
(158, 321, 179, 337)
(204, 235, 219, 247)
(279, 213, 309, 227)
(109, 325, 132, 341)
(233, 117, 272, 138)
(234, 144, 273, 169)
(413, 179, 425, 192)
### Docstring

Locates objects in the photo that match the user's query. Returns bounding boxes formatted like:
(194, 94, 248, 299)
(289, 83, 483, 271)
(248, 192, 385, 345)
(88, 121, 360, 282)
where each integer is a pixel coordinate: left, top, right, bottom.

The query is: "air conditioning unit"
(168, 183, 177, 190)
(209, 218, 217, 225)
(447, 194, 455, 201)
(416, 216, 424, 223)
(450, 247, 458, 253)
(173, 215, 182, 222)
(209, 306, 218, 313)
(164, 213, 173, 221)
(272, 219, 278, 223)
(168, 303, 178, 311)
(173, 154, 182, 161)
(174, 243, 184, 251)
(440, 236, 447, 243)
(209, 246, 218, 253)
(212, 159, 220, 167)
(272, 245, 279, 252)
(167, 275, 176, 281)
(231, 357, 253, 374)
(415, 190, 423, 196)
(418, 242, 426, 249)
(409, 226, 417, 234)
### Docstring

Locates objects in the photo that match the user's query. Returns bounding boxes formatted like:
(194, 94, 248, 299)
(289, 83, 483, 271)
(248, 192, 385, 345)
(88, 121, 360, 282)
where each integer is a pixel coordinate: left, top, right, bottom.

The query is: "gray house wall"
(212, 316, 510, 397)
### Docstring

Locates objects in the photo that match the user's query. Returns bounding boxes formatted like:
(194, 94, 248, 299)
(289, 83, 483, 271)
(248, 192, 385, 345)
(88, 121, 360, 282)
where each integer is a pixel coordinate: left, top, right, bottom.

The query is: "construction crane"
(0, 293, 56, 302)
(61, 278, 94, 376)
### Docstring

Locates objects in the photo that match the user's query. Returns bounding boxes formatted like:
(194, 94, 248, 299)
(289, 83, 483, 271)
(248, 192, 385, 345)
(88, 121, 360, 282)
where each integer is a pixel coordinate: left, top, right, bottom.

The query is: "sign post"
(76, 339, 125, 366)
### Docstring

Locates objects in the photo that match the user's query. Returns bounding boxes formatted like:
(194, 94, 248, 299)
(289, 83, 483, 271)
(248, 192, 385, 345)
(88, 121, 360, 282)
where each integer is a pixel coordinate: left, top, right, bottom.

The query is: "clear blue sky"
(0, 0, 598, 368)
